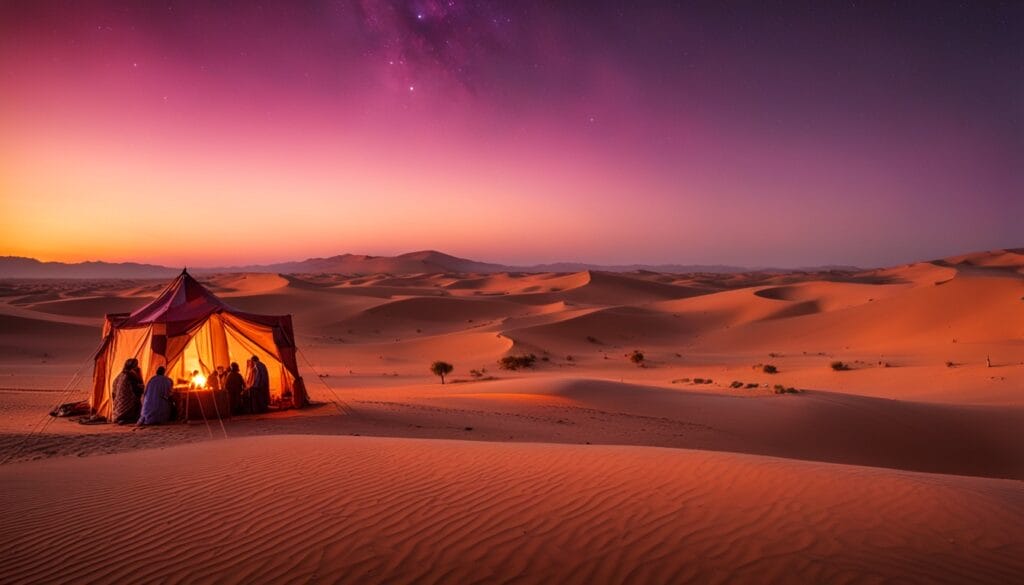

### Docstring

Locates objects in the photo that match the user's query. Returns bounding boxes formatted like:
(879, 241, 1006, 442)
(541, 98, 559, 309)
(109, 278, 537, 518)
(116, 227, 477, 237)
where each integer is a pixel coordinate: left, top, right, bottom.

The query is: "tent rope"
(207, 386, 230, 440)
(296, 347, 359, 419)
(1, 349, 96, 466)
(190, 388, 215, 440)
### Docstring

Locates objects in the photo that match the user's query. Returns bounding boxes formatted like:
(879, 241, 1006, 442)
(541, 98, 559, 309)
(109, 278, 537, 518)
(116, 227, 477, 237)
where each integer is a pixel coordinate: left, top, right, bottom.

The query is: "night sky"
(1, 1, 1020, 267)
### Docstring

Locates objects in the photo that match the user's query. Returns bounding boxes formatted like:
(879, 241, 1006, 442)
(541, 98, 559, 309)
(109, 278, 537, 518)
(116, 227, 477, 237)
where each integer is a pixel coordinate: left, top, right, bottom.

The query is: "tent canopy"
(90, 270, 308, 418)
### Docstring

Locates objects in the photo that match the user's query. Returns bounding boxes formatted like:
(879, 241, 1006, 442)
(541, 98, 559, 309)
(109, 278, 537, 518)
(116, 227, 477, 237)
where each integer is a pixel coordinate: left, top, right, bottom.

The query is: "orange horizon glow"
(2, 2, 1021, 268)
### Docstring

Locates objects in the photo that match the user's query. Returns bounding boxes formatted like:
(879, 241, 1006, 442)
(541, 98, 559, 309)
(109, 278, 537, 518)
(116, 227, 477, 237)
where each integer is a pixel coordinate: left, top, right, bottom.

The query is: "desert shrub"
(945, 361, 955, 368)
(430, 361, 454, 384)
(703, 379, 713, 384)
(730, 381, 744, 389)
(629, 350, 645, 366)
(773, 384, 800, 394)
(693, 377, 705, 384)
(469, 368, 486, 378)
(762, 364, 778, 374)
(586, 335, 601, 344)
(745, 383, 758, 389)
(566, 355, 574, 361)
(830, 361, 850, 371)
(499, 354, 537, 370)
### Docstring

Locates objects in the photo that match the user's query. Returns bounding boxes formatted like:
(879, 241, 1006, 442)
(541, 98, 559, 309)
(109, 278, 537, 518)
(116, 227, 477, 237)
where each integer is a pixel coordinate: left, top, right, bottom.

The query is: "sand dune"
(699, 272, 1024, 352)
(941, 248, 1024, 270)
(0, 314, 98, 362)
(2, 249, 1024, 583)
(505, 305, 698, 350)
(210, 272, 291, 295)
(553, 270, 703, 305)
(1, 436, 1021, 585)
(752, 280, 910, 311)
(29, 295, 149, 318)
(336, 377, 1024, 479)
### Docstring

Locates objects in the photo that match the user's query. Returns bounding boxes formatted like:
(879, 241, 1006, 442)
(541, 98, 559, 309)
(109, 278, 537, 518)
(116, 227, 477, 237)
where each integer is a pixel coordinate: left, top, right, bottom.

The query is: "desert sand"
(1, 249, 1023, 582)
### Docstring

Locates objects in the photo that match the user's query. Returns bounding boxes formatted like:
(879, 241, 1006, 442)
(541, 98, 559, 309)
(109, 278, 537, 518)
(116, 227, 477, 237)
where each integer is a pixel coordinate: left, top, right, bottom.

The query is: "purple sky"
(1, 1, 1021, 267)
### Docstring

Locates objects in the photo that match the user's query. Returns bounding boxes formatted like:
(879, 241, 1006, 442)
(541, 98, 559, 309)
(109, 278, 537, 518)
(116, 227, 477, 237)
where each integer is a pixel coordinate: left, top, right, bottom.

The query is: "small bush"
(744, 383, 758, 389)
(946, 361, 955, 368)
(629, 350, 645, 366)
(586, 335, 600, 344)
(730, 381, 744, 389)
(499, 354, 537, 370)
(773, 384, 800, 394)
(830, 361, 850, 371)
(762, 364, 778, 374)
(565, 355, 574, 361)
(693, 377, 705, 384)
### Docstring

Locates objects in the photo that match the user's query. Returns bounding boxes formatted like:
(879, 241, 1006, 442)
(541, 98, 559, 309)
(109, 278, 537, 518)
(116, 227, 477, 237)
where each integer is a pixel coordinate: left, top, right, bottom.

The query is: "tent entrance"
(164, 313, 293, 400)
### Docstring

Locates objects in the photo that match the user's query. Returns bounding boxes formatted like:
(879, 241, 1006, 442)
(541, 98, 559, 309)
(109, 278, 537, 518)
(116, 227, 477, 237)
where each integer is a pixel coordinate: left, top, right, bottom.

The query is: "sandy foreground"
(0, 436, 1021, 585)
(1, 249, 1023, 582)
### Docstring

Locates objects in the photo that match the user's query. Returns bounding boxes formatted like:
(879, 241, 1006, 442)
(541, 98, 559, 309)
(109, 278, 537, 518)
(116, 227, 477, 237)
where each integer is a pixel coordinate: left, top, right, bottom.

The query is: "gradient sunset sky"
(1, 1, 1020, 267)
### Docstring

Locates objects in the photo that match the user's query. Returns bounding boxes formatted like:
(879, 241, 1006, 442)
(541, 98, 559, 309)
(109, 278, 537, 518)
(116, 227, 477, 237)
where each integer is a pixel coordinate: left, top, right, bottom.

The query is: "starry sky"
(1, 1, 1021, 267)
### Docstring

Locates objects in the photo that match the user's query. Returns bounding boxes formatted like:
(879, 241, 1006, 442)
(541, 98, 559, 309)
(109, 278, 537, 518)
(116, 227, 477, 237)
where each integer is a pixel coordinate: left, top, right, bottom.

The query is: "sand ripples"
(2, 436, 1021, 584)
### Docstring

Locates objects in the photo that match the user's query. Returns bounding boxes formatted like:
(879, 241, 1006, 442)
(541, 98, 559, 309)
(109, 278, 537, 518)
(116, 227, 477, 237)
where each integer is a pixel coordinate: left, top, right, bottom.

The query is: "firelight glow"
(1, 2, 1020, 268)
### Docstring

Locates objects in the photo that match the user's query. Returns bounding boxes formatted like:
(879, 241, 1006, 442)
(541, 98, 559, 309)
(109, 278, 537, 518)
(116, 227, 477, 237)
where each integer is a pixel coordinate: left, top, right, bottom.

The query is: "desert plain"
(1, 249, 1022, 584)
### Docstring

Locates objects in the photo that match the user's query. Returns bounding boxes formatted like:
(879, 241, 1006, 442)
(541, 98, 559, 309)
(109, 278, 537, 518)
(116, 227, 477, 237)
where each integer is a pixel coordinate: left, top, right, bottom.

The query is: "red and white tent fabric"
(90, 270, 308, 417)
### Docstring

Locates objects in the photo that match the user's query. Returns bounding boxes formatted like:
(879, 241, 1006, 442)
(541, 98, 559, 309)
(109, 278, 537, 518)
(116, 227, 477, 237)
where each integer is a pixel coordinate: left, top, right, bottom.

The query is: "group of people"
(202, 358, 271, 415)
(110, 355, 272, 426)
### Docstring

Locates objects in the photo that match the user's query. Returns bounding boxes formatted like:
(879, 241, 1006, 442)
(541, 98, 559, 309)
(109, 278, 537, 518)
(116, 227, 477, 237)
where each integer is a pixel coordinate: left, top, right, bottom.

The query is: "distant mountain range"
(0, 250, 862, 279)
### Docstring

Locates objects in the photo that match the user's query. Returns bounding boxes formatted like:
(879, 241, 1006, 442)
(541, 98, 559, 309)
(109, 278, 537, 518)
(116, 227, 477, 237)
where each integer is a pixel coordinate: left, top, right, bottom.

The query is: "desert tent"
(89, 269, 308, 418)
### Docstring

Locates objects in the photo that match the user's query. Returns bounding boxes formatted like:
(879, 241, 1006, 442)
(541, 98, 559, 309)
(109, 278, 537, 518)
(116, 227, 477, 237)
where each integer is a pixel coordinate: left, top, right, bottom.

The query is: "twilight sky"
(1, 1, 1021, 268)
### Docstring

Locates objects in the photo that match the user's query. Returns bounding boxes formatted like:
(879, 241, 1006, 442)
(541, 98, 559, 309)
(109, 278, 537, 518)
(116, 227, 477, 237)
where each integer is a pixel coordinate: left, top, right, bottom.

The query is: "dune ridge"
(2, 248, 1024, 584)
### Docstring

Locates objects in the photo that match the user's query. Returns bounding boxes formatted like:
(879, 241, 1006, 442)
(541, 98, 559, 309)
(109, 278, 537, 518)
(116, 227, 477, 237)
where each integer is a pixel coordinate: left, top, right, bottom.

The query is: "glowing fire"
(191, 373, 207, 389)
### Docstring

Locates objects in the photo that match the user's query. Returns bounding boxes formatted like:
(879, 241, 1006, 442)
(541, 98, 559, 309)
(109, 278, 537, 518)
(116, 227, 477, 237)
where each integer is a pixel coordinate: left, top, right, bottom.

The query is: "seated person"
(207, 366, 223, 391)
(138, 366, 175, 425)
(111, 359, 142, 425)
(224, 362, 247, 415)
